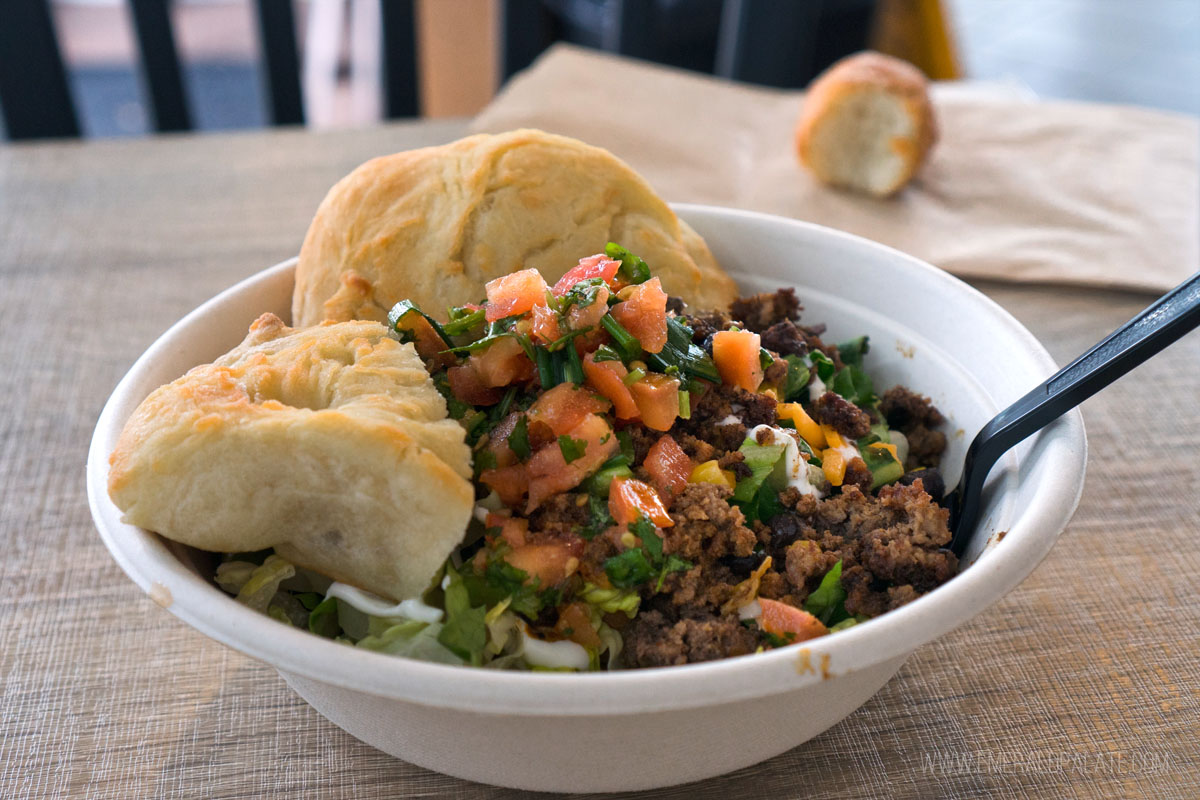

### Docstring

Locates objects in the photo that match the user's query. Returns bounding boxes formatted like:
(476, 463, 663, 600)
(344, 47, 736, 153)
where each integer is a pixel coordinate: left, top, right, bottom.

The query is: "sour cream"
(325, 582, 445, 623)
(746, 424, 824, 498)
(807, 375, 827, 402)
(717, 414, 741, 425)
(520, 627, 591, 670)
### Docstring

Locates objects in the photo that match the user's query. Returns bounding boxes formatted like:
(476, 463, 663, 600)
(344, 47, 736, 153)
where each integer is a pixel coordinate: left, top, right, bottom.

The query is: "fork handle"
(949, 270, 1200, 554)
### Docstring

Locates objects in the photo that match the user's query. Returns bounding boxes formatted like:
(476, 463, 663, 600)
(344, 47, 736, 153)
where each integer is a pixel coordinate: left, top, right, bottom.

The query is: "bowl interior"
(87, 205, 1085, 715)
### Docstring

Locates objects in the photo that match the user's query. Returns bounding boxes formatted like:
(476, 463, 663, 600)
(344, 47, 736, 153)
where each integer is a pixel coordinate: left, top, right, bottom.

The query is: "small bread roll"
(108, 313, 473, 601)
(795, 51, 938, 197)
(293, 129, 737, 326)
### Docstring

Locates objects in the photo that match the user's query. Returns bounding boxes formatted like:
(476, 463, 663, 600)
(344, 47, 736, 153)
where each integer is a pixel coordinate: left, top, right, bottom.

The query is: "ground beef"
(672, 382, 777, 455)
(663, 483, 757, 563)
(905, 426, 947, 470)
(527, 491, 591, 534)
(760, 320, 809, 358)
(624, 609, 759, 667)
(879, 386, 944, 429)
(812, 391, 873, 439)
(784, 539, 838, 600)
(687, 311, 731, 345)
(673, 431, 717, 464)
(842, 457, 874, 494)
(730, 289, 801, 333)
(762, 356, 788, 387)
(879, 386, 947, 469)
(898, 469, 945, 502)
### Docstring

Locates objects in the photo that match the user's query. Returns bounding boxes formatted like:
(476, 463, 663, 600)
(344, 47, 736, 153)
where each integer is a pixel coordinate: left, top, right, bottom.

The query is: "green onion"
(622, 367, 646, 386)
(442, 307, 487, 336)
(644, 317, 721, 385)
(387, 300, 453, 347)
(600, 314, 642, 361)
(535, 347, 556, 389)
(563, 341, 585, 385)
(586, 455, 633, 496)
(678, 389, 691, 419)
(605, 242, 650, 284)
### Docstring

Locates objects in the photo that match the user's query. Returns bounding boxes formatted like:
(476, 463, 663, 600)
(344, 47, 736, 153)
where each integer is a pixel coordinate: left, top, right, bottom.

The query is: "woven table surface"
(1, 119, 1195, 800)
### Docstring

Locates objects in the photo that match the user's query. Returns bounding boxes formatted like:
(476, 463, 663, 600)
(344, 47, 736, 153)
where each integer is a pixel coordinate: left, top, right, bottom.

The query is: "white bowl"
(87, 205, 1086, 793)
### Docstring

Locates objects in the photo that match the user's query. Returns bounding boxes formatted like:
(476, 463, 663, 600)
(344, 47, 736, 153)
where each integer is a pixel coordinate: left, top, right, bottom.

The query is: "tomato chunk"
(447, 363, 504, 406)
(628, 373, 680, 431)
(527, 383, 611, 437)
(554, 601, 603, 649)
(503, 541, 578, 588)
(469, 335, 534, 387)
(479, 463, 529, 507)
(530, 303, 563, 345)
(712, 329, 764, 392)
(644, 435, 693, 498)
(526, 413, 618, 511)
(610, 277, 668, 353)
(484, 512, 528, 548)
(608, 477, 673, 528)
(485, 268, 549, 322)
(552, 254, 621, 296)
(757, 598, 829, 643)
(582, 353, 640, 420)
(565, 284, 610, 331)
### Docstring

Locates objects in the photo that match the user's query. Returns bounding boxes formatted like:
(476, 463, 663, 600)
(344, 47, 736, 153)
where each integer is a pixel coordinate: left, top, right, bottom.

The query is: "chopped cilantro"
(644, 317, 721, 387)
(592, 344, 623, 363)
(762, 630, 797, 648)
(655, 554, 692, 592)
(558, 434, 588, 463)
(631, 516, 661, 561)
(603, 549, 656, 588)
(508, 415, 531, 460)
(442, 306, 487, 336)
(579, 494, 615, 539)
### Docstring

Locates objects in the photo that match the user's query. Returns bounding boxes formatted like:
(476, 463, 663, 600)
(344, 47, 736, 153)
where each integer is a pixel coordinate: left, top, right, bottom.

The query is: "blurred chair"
(0, 0, 420, 140)
(499, 0, 959, 86)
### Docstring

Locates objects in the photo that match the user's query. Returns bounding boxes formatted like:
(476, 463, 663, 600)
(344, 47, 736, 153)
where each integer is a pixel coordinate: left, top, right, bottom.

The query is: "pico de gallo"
(215, 244, 957, 670)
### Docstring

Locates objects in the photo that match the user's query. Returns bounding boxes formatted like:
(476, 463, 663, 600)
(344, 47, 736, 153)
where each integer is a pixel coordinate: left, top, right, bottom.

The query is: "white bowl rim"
(87, 204, 1086, 717)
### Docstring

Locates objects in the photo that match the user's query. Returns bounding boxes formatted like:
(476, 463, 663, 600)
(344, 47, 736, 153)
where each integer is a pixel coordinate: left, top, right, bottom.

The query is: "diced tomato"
(644, 435, 693, 498)
(712, 329, 764, 392)
(447, 363, 504, 406)
(479, 463, 529, 507)
(504, 542, 578, 588)
(582, 353, 640, 420)
(610, 277, 668, 353)
(526, 383, 611, 437)
(757, 598, 829, 643)
(565, 284, 610, 331)
(487, 412, 524, 467)
(469, 336, 534, 387)
(551, 254, 622, 296)
(554, 602, 603, 649)
(628, 373, 680, 431)
(484, 512, 528, 548)
(393, 313, 453, 369)
(530, 303, 563, 345)
(608, 477, 673, 528)
(485, 268, 549, 322)
(526, 413, 618, 511)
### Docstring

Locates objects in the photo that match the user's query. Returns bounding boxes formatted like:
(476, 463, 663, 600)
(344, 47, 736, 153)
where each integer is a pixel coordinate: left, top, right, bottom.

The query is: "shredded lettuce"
(357, 619, 465, 665)
(437, 565, 488, 665)
(234, 554, 295, 614)
(579, 582, 641, 617)
(803, 561, 851, 626)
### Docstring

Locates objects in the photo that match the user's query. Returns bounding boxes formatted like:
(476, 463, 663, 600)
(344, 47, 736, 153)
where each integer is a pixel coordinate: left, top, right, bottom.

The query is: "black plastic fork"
(945, 271, 1200, 557)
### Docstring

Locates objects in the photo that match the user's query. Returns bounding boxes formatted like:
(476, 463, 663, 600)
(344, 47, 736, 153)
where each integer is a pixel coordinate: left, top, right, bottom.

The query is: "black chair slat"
(714, 0, 824, 88)
(380, 0, 419, 118)
(607, 0, 654, 59)
(499, 0, 555, 81)
(253, 0, 304, 126)
(128, 0, 193, 132)
(0, 0, 80, 140)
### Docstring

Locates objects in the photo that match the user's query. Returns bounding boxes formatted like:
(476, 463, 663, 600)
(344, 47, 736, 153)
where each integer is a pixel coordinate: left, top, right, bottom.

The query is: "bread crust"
(293, 129, 738, 326)
(795, 51, 938, 196)
(108, 313, 474, 601)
